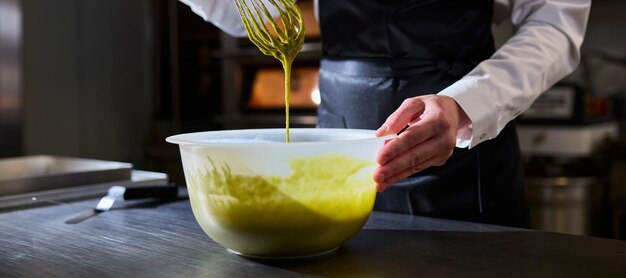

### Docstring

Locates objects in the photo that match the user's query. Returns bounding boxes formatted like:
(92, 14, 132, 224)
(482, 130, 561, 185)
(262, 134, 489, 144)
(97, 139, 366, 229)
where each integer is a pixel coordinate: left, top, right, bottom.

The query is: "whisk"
(235, 0, 306, 143)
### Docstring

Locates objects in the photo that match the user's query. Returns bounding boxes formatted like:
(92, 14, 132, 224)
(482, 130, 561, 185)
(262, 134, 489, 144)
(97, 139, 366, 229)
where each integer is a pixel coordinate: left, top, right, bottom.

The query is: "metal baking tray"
(0, 155, 132, 197)
(0, 170, 169, 212)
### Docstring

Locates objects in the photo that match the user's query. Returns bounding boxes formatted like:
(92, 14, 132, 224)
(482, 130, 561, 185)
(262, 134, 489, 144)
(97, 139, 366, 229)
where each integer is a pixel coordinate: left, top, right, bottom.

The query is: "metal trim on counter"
(0, 170, 168, 212)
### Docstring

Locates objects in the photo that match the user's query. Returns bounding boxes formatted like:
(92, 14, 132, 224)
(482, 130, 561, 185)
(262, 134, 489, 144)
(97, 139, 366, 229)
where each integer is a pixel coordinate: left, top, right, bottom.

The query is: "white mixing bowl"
(167, 128, 394, 258)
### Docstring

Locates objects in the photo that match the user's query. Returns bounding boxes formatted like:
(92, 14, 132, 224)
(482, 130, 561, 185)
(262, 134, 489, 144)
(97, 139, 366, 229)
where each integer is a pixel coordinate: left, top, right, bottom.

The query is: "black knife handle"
(123, 183, 178, 200)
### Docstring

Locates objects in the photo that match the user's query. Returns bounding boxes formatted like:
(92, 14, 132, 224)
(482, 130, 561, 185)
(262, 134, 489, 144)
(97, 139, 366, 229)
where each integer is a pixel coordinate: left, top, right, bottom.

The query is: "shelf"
(214, 41, 322, 60)
(214, 113, 318, 127)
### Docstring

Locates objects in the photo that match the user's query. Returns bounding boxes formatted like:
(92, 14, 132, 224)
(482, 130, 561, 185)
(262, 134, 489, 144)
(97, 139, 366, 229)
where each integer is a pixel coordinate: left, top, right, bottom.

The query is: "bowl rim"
(165, 128, 397, 147)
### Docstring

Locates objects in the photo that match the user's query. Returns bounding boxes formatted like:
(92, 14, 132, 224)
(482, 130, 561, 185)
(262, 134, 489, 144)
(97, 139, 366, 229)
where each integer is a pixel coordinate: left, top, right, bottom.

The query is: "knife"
(65, 183, 178, 224)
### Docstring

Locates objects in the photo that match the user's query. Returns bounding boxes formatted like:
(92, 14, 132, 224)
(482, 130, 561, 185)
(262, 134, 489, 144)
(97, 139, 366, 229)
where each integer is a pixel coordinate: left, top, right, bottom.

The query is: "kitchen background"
(1, 0, 625, 239)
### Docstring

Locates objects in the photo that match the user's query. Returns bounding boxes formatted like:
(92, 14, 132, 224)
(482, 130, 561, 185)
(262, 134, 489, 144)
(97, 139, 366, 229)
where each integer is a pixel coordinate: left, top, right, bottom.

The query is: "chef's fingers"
(375, 153, 447, 192)
(376, 98, 426, 136)
(374, 134, 452, 185)
(376, 113, 444, 165)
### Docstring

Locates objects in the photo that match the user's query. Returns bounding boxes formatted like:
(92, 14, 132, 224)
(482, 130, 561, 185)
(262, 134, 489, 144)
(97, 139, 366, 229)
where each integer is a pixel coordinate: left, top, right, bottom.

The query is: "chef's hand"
(373, 95, 470, 192)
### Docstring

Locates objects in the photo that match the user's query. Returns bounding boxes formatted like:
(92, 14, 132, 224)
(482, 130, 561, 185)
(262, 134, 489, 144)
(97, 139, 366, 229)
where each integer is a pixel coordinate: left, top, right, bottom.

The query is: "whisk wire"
(235, 0, 304, 60)
(259, 0, 287, 41)
(236, 1, 272, 54)
(235, 0, 305, 143)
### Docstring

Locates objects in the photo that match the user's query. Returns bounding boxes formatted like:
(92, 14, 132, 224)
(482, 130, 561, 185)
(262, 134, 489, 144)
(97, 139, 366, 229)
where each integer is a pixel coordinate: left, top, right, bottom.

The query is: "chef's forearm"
(439, 0, 591, 148)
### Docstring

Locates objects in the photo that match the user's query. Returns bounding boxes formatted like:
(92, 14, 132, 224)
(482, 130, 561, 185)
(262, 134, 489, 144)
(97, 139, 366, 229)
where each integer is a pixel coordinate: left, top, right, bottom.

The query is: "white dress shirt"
(179, 0, 591, 148)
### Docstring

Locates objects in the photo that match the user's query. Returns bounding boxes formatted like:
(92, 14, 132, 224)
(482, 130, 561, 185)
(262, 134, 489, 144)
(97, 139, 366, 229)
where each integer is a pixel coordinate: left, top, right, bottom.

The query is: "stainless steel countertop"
(2, 194, 626, 277)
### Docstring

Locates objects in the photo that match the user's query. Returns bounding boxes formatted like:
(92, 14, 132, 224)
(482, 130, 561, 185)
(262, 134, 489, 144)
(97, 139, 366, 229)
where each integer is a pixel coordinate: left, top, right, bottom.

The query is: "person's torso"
(318, 0, 495, 62)
(316, 0, 496, 129)
(315, 0, 530, 229)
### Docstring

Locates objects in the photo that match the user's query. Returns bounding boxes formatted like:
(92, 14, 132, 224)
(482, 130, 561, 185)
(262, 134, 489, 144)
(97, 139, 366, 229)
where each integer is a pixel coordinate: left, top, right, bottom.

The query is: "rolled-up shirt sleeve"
(179, 0, 285, 37)
(179, 0, 247, 37)
(438, 0, 591, 148)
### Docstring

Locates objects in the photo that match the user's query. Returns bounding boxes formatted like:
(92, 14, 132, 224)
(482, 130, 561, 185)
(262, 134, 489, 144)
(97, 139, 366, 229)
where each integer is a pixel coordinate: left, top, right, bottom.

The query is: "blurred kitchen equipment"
(525, 176, 602, 236)
(519, 85, 612, 126)
(0, 0, 23, 157)
(0, 155, 169, 212)
(517, 121, 618, 157)
(0, 155, 132, 197)
(248, 67, 319, 109)
(518, 108, 616, 237)
(517, 49, 625, 237)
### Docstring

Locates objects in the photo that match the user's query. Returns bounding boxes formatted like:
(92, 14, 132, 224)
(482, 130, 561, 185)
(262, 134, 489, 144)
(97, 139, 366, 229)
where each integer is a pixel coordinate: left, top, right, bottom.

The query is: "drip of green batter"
(235, 0, 306, 143)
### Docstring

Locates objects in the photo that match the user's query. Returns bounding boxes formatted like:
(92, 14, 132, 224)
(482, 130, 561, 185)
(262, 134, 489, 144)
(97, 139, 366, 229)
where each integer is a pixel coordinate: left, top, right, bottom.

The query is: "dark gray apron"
(317, 0, 530, 228)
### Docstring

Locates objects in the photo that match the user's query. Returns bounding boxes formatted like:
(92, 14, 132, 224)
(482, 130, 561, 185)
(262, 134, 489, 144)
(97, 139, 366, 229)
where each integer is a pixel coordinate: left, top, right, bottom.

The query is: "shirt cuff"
(438, 77, 498, 149)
